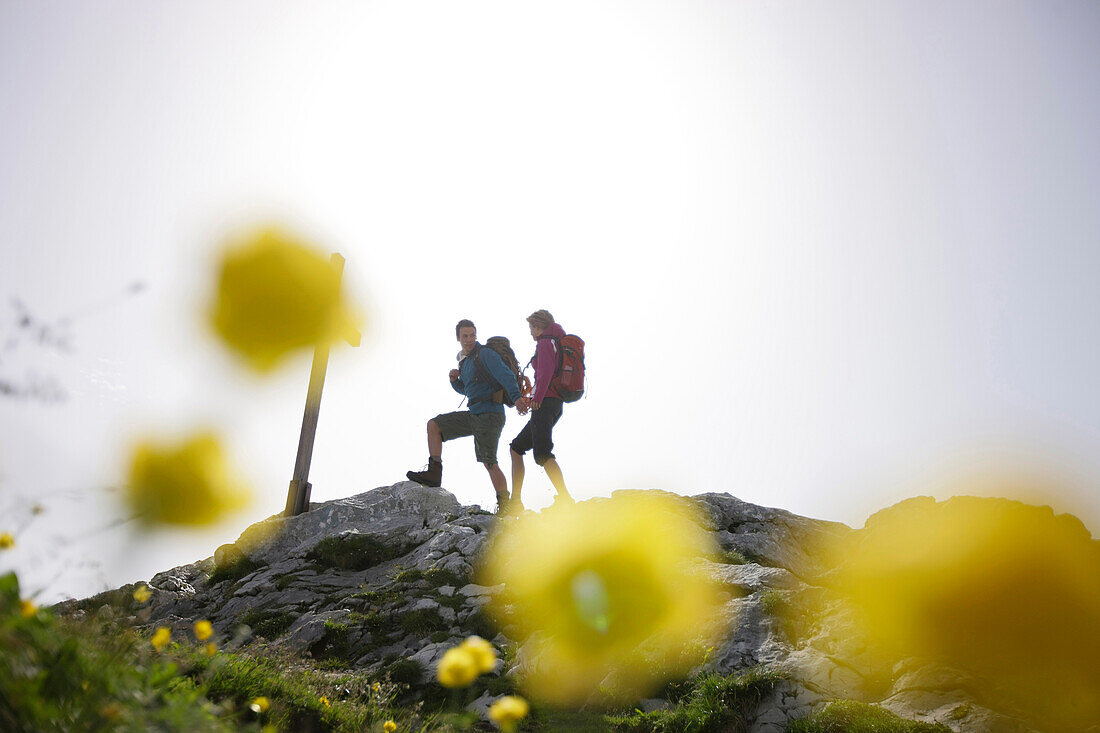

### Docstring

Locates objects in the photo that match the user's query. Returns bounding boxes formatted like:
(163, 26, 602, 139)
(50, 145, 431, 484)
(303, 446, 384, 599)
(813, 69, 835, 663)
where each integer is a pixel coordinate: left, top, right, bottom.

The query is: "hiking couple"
(406, 310, 575, 515)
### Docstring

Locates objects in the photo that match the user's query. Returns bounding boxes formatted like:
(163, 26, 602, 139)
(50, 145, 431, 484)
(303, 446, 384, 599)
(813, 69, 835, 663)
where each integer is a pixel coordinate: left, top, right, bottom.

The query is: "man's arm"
(450, 367, 465, 395)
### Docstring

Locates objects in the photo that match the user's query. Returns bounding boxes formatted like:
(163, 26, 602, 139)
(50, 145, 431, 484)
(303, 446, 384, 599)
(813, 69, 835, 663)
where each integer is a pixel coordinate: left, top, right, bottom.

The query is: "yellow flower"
(132, 585, 151, 603)
(479, 492, 725, 705)
(20, 599, 36, 618)
(436, 646, 479, 688)
(822, 494, 1100, 730)
(150, 626, 171, 651)
(126, 432, 251, 526)
(372, 682, 382, 693)
(194, 619, 214, 641)
(488, 695, 529, 732)
(460, 635, 497, 674)
(319, 695, 331, 707)
(204, 642, 218, 657)
(209, 226, 361, 372)
(249, 696, 270, 713)
(383, 722, 397, 733)
(0, 532, 14, 549)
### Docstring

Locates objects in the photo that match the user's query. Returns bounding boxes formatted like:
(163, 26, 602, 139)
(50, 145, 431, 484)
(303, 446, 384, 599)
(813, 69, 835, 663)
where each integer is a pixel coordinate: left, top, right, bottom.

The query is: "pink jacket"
(531, 322, 566, 403)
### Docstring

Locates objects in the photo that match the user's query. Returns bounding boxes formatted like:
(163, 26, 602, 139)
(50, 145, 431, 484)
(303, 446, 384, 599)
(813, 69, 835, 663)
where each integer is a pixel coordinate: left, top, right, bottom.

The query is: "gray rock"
(407, 642, 451, 670)
(466, 691, 502, 719)
(57, 483, 1068, 733)
(232, 483, 461, 565)
(458, 583, 499, 597)
(284, 610, 348, 652)
(692, 492, 850, 580)
(150, 575, 196, 594)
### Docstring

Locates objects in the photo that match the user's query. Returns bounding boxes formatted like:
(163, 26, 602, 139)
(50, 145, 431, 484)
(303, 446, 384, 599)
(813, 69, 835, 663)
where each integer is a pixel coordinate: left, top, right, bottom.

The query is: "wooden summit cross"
(284, 253, 361, 517)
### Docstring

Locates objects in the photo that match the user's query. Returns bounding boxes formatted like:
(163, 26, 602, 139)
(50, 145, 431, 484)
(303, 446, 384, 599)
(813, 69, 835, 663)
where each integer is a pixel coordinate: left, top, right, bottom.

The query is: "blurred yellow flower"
(822, 494, 1100, 730)
(436, 646, 479, 688)
(20, 599, 36, 618)
(209, 226, 361, 372)
(250, 696, 270, 713)
(133, 585, 151, 603)
(488, 695, 529, 732)
(383, 722, 397, 733)
(150, 626, 171, 651)
(204, 642, 218, 657)
(479, 492, 725, 705)
(0, 532, 14, 549)
(126, 432, 251, 526)
(194, 619, 214, 641)
(319, 695, 331, 707)
(460, 635, 497, 674)
(372, 682, 382, 693)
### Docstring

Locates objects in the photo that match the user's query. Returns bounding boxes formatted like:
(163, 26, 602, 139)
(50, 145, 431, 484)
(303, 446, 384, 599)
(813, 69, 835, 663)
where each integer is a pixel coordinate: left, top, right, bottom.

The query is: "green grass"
(209, 556, 265, 586)
(382, 658, 425, 687)
(307, 534, 415, 572)
(393, 567, 468, 588)
(434, 592, 465, 610)
(463, 608, 499, 641)
(310, 620, 356, 665)
(238, 609, 295, 640)
(1, 572, 485, 732)
(393, 568, 425, 583)
(759, 590, 787, 615)
(347, 589, 403, 608)
(523, 709, 617, 731)
(399, 609, 450, 636)
(605, 667, 785, 733)
(423, 568, 467, 587)
(719, 549, 749, 565)
(787, 700, 952, 732)
(2, 572, 233, 732)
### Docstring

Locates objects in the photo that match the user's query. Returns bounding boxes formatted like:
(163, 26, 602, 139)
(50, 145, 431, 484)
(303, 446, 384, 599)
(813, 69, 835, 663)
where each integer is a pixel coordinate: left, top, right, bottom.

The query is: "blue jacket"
(451, 343, 523, 415)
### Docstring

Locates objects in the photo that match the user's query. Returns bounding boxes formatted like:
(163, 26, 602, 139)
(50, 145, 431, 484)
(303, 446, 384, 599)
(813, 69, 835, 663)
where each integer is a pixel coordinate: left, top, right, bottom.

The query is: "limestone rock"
(58, 483, 1082, 733)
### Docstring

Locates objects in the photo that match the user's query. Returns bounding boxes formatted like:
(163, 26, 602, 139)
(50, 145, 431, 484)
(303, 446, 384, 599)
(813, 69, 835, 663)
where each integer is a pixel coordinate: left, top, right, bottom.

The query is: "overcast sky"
(2, 0, 1098, 603)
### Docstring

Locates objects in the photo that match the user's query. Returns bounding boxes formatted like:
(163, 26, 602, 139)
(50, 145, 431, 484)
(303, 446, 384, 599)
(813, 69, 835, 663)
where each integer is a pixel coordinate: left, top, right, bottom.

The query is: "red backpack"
(538, 333, 585, 403)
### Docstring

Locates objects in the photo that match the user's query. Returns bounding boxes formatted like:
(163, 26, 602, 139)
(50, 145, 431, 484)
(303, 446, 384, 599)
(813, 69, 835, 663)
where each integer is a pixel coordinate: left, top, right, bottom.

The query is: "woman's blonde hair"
(526, 310, 555, 330)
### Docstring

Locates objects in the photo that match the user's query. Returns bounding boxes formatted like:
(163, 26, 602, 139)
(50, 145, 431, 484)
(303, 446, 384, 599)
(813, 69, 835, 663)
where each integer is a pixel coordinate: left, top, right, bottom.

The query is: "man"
(407, 319, 529, 511)
(509, 309, 573, 513)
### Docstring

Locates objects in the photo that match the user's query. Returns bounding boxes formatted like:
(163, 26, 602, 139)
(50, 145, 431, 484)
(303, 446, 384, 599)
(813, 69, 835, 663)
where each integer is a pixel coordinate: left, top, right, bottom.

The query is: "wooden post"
(284, 253, 361, 517)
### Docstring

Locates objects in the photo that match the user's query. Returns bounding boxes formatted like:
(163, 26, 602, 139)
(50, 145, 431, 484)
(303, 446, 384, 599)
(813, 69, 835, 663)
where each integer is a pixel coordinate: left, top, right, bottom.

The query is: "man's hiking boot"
(508, 498, 525, 516)
(494, 491, 511, 516)
(406, 458, 442, 488)
(546, 493, 575, 512)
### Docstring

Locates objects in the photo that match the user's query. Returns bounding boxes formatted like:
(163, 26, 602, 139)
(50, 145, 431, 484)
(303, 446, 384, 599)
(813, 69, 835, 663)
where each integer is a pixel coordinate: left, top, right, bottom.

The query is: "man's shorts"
(432, 410, 506, 465)
(509, 397, 563, 465)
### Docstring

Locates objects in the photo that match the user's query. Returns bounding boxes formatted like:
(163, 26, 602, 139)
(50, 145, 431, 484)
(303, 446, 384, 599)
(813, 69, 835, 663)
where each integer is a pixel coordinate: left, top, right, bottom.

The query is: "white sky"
(2, 1, 1098, 603)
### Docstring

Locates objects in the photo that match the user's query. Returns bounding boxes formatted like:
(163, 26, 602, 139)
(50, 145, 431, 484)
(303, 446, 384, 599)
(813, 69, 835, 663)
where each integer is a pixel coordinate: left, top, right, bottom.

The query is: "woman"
(508, 309, 574, 514)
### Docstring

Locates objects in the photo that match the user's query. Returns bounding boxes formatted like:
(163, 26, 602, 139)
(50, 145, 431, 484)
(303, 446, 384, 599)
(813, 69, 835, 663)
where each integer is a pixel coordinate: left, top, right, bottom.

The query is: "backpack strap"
(469, 346, 508, 406)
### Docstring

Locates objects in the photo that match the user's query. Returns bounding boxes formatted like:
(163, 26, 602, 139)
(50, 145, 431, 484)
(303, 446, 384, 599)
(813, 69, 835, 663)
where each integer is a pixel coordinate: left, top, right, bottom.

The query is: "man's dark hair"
(455, 319, 476, 339)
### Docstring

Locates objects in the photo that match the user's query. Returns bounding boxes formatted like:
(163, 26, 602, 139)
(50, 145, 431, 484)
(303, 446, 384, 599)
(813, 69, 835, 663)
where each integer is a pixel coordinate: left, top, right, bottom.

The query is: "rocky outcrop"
(61, 483, 1077, 732)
